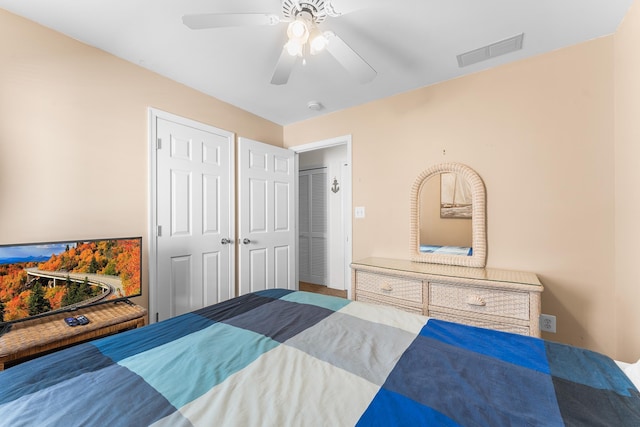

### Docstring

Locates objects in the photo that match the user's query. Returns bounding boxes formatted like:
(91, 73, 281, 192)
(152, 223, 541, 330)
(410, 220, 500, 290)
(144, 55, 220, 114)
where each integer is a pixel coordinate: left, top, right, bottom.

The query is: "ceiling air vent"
(457, 33, 524, 68)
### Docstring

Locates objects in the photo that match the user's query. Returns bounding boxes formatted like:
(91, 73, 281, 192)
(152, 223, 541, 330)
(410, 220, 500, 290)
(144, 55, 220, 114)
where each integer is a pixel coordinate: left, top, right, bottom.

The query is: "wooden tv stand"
(0, 301, 147, 370)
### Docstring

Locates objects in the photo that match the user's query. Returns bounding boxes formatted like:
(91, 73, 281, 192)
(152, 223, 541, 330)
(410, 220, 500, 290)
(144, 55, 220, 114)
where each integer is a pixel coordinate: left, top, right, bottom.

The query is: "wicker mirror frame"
(410, 163, 487, 267)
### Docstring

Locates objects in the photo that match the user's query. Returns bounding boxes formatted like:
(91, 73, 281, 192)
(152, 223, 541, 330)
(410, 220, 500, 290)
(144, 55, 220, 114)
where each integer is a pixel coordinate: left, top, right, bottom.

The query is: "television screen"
(0, 237, 141, 325)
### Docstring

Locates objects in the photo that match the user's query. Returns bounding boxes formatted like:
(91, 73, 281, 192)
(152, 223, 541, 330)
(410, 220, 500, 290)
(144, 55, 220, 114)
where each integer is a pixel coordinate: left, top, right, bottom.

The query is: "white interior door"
(238, 138, 296, 295)
(154, 114, 234, 321)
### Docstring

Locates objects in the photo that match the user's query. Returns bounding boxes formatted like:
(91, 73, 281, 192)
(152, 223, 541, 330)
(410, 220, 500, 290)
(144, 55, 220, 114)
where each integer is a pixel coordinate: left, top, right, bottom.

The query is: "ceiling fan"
(182, 0, 379, 85)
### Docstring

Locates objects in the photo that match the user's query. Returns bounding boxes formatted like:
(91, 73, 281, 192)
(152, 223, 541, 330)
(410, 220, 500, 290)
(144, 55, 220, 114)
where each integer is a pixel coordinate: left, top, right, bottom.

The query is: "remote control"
(64, 317, 79, 326)
(76, 315, 90, 325)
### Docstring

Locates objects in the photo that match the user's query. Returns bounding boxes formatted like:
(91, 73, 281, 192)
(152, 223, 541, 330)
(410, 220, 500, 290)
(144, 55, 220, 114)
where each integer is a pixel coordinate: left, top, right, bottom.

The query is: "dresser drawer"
(429, 282, 530, 320)
(356, 294, 423, 315)
(429, 310, 530, 336)
(355, 271, 422, 303)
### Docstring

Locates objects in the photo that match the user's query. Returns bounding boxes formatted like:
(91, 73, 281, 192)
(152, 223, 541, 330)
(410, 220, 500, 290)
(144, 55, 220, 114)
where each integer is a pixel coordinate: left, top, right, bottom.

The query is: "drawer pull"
(466, 295, 486, 306)
(380, 282, 393, 292)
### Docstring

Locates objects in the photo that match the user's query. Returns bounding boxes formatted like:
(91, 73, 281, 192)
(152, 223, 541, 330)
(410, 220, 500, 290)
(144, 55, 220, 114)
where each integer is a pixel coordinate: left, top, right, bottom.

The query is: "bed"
(1, 289, 639, 426)
(419, 245, 473, 256)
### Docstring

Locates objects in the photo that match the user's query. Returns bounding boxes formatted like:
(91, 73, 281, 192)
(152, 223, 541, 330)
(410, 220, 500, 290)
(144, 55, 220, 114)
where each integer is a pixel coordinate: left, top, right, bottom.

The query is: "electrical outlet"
(354, 206, 365, 218)
(539, 314, 557, 333)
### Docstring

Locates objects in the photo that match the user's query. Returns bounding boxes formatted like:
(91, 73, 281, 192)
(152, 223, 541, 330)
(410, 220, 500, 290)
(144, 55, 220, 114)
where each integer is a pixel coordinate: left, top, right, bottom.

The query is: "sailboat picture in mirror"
(410, 163, 487, 267)
(440, 173, 472, 219)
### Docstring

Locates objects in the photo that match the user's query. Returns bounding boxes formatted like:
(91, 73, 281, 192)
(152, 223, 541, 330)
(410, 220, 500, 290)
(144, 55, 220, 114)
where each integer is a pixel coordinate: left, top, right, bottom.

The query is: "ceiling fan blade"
(182, 13, 279, 30)
(325, 31, 377, 84)
(326, 0, 389, 16)
(271, 48, 298, 85)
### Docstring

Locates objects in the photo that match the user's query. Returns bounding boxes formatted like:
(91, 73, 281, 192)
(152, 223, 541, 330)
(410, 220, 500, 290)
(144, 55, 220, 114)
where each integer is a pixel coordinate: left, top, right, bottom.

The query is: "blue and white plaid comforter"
(1, 289, 639, 426)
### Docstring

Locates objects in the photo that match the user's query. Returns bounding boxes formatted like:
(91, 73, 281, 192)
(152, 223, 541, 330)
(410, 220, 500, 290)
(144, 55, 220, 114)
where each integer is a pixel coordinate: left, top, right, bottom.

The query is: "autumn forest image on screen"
(0, 238, 141, 323)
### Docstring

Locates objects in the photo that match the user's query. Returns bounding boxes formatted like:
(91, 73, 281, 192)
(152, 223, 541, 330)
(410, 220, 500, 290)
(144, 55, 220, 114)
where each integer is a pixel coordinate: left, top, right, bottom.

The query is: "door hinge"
(157, 138, 162, 150)
(157, 225, 162, 237)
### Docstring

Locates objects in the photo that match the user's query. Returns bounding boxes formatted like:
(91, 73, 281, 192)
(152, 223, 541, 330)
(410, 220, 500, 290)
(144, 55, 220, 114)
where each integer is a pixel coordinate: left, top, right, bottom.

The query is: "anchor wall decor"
(331, 177, 340, 193)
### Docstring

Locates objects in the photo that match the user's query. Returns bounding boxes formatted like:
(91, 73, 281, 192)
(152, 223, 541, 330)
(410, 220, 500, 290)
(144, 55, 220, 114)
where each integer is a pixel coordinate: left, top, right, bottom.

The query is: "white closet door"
(154, 116, 234, 322)
(299, 168, 327, 285)
(238, 138, 296, 295)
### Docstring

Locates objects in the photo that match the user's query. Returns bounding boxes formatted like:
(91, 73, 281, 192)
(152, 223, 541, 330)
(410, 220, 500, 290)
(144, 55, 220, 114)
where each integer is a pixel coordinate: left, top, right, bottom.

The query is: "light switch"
(355, 206, 365, 218)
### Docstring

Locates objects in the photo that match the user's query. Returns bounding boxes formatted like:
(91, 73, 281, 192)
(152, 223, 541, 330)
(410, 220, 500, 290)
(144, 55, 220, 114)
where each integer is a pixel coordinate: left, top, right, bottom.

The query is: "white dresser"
(351, 257, 543, 337)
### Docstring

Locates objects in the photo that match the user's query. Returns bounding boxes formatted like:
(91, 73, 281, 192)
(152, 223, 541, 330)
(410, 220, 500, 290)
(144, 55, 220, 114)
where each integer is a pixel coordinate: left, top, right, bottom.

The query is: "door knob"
(242, 238, 251, 245)
(221, 238, 232, 245)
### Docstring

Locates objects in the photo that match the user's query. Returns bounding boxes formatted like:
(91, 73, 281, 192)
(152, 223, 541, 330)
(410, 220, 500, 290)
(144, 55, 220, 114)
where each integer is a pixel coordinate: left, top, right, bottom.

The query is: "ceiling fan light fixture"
(287, 18, 310, 43)
(309, 29, 329, 55)
(285, 39, 304, 57)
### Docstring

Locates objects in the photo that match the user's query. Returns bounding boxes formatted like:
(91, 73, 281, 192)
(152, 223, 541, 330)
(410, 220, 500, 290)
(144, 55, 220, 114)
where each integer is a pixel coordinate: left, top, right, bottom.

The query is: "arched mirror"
(410, 163, 487, 267)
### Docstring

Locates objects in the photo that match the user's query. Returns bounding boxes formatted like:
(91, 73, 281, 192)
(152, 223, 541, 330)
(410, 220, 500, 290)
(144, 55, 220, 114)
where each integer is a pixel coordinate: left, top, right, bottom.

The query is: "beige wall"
(0, 10, 282, 313)
(285, 35, 620, 356)
(615, 0, 640, 362)
(3, 3, 639, 361)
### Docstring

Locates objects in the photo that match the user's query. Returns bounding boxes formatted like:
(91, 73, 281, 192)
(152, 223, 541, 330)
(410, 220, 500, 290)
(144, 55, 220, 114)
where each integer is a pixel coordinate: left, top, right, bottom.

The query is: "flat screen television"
(0, 237, 141, 331)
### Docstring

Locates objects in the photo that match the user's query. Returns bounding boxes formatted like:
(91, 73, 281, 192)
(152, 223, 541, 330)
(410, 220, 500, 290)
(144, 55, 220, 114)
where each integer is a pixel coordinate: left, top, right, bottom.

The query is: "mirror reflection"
(419, 173, 472, 256)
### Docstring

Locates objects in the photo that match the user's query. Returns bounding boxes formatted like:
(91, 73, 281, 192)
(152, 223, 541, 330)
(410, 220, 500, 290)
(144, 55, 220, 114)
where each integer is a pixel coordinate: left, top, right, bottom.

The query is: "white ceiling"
(0, 0, 633, 125)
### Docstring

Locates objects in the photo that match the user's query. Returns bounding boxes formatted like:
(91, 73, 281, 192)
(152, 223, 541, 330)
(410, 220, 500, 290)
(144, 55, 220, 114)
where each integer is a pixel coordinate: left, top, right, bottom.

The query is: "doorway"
(291, 136, 352, 297)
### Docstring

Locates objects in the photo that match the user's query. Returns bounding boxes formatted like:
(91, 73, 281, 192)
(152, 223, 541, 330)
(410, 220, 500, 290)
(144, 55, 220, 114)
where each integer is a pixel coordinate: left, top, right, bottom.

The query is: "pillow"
(617, 359, 640, 390)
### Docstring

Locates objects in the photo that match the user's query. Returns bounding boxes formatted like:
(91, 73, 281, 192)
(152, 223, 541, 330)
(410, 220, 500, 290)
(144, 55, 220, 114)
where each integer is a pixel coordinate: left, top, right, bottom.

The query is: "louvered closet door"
(299, 168, 327, 285)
